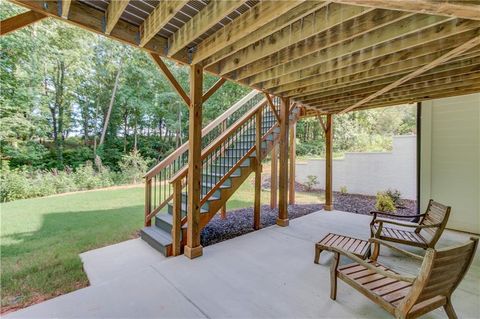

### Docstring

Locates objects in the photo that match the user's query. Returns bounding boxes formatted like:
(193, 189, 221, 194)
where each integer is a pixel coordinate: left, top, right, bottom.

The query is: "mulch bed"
(201, 179, 417, 247)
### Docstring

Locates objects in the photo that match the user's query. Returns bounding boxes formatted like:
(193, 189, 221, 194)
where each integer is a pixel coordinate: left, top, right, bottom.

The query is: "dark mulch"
(201, 204, 323, 246)
(333, 192, 417, 217)
(201, 181, 418, 247)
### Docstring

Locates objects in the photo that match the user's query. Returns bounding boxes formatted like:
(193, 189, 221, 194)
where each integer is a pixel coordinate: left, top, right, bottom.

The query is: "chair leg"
(330, 252, 340, 300)
(443, 298, 458, 319)
(371, 241, 380, 261)
(314, 246, 322, 264)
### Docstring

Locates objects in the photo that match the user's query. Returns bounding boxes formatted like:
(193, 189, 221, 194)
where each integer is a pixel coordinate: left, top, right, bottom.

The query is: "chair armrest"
(370, 211, 426, 219)
(329, 246, 416, 283)
(369, 238, 423, 261)
(374, 218, 441, 229)
(373, 218, 419, 228)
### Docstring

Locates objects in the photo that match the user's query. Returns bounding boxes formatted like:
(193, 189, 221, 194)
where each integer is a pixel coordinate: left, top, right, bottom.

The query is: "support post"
(254, 110, 262, 230)
(277, 97, 290, 226)
(288, 121, 296, 205)
(144, 178, 152, 226)
(172, 180, 182, 256)
(220, 204, 227, 219)
(324, 114, 334, 211)
(270, 144, 278, 209)
(185, 64, 203, 259)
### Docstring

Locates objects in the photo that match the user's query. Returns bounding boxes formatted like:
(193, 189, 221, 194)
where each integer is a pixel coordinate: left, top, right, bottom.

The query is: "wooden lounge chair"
(329, 237, 478, 319)
(370, 200, 451, 258)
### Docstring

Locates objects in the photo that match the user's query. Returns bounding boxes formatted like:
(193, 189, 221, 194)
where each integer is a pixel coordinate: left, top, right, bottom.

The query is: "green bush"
(385, 188, 402, 206)
(118, 150, 150, 184)
(304, 175, 318, 191)
(375, 192, 396, 212)
(0, 161, 116, 202)
(73, 162, 114, 190)
(339, 186, 348, 194)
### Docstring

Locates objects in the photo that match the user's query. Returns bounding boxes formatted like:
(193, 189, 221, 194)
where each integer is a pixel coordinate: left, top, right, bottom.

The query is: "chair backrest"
(418, 200, 451, 246)
(400, 237, 478, 314)
(399, 237, 478, 313)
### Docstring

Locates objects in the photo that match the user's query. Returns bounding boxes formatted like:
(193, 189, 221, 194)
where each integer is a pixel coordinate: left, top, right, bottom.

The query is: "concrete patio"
(6, 210, 480, 318)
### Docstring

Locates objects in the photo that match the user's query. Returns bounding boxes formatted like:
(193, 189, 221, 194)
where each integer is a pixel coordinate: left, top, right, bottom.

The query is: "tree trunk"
(99, 67, 121, 146)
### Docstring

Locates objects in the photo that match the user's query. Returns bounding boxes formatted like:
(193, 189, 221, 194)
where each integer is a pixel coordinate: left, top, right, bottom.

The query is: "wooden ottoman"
(314, 233, 371, 264)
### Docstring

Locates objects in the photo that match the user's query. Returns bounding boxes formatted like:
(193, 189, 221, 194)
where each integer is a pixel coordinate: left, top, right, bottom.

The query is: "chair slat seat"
(338, 261, 412, 307)
(372, 225, 428, 246)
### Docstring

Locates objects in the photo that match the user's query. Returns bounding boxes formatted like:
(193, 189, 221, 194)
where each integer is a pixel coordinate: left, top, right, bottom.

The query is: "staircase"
(141, 91, 300, 256)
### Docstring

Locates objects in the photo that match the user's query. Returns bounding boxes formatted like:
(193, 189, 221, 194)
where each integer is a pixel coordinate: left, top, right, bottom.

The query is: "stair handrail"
(144, 90, 263, 226)
(144, 90, 259, 180)
(170, 99, 269, 183)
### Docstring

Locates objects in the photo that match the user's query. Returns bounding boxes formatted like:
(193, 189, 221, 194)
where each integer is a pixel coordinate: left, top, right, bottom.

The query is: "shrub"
(340, 186, 348, 194)
(375, 192, 396, 212)
(304, 175, 318, 191)
(73, 162, 114, 190)
(118, 150, 150, 184)
(385, 188, 402, 206)
(0, 167, 31, 202)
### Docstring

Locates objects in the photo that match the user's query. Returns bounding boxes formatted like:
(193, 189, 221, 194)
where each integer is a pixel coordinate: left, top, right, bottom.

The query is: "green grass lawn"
(1, 182, 322, 311)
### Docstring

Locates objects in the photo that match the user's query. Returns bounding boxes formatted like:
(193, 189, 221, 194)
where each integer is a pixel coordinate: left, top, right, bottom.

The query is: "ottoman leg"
(314, 246, 323, 264)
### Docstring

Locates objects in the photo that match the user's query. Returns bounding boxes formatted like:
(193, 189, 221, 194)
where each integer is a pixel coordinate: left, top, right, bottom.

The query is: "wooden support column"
(277, 97, 290, 226)
(270, 144, 278, 209)
(254, 110, 262, 230)
(324, 114, 334, 211)
(288, 121, 296, 205)
(184, 64, 203, 259)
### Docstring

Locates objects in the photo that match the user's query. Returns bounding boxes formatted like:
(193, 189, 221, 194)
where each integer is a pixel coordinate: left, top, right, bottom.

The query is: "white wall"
(420, 93, 480, 234)
(295, 136, 417, 199)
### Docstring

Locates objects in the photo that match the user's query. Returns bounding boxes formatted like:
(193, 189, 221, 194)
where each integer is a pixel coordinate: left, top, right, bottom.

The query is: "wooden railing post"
(145, 178, 152, 226)
(270, 144, 278, 209)
(277, 97, 290, 226)
(325, 114, 334, 211)
(185, 64, 203, 259)
(172, 180, 182, 256)
(289, 120, 296, 205)
(220, 204, 227, 219)
(254, 109, 262, 230)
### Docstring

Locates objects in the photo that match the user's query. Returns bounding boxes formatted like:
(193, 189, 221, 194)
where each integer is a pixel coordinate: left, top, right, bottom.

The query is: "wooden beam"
(250, 17, 478, 90)
(270, 144, 278, 209)
(242, 14, 455, 87)
(254, 110, 262, 230)
(202, 78, 226, 103)
(288, 121, 296, 205)
(192, 0, 304, 65)
(309, 73, 480, 110)
(238, 8, 409, 83)
(149, 53, 190, 106)
(328, 0, 480, 21)
(273, 31, 480, 97)
(9, 0, 181, 62)
(314, 84, 480, 113)
(264, 93, 281, 123)
(105, 0, 129, 35)
(339, 35, 480, 114)
(312, 72, 480, 111)
(216, 3, 369, 77)
(60, 0, 71, 19)
(300, 56, 480, 103)
(139, 0, 188, 47)
(0, 10, 46, 36)
(168, 0, 242, 58)
(202, 1, 326, 69)
(184, 64, 203, 259)
(277, 97, 290, 227)
(324, 114, 333, 211)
